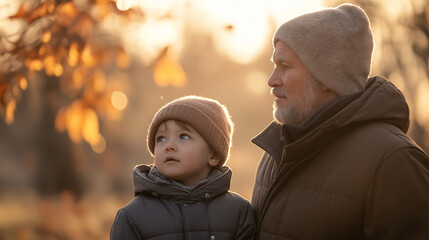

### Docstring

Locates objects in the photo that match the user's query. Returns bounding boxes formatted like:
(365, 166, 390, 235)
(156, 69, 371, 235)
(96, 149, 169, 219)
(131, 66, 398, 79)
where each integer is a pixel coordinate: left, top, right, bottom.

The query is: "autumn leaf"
(25, 59, 43, 72)
(68, 43, 80, 67)
(92, 69, 106, 93)
(57, 2, 78, 26)
(18, 75, 28, 90)
(41, 31, 52, 43)
(5, 99, 16, 125)
(72, 67, 85, 90)
(81, 107, 100, 145)
(66, 101, 84, 142)
(81, 45, 96, 67)
(153, 49, 187, 87)
(43, 55, 56, 76)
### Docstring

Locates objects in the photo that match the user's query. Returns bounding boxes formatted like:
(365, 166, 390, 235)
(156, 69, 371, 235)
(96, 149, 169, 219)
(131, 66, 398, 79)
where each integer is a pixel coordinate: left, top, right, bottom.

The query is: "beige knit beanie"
(273, 3, 374, 96)
(147, 96, 233, 168)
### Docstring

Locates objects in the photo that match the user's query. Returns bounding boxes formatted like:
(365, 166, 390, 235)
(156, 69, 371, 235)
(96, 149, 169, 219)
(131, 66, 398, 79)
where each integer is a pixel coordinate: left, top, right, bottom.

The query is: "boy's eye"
(180, 134, 190, 140)
(156, 136, 166, 142)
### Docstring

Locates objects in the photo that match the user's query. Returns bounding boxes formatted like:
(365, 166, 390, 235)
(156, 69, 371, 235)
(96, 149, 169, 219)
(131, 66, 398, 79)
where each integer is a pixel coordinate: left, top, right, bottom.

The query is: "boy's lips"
(165, 157, 179, 163)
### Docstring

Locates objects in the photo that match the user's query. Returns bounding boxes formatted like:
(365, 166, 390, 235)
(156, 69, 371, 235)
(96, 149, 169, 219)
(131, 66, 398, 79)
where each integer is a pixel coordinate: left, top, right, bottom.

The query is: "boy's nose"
(165, 141, 176, 152)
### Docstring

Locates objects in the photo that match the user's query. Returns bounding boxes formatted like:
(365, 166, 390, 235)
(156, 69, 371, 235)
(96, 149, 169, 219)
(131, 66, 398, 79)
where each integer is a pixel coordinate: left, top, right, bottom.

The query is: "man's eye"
(180, 134, 190, 140)
(280, 64, 290, 69)
(156, 136, 166, 142)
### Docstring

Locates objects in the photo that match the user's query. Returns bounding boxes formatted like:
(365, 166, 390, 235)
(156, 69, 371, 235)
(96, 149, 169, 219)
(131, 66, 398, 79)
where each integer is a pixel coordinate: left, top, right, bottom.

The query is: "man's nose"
(267, 70, 280, 88)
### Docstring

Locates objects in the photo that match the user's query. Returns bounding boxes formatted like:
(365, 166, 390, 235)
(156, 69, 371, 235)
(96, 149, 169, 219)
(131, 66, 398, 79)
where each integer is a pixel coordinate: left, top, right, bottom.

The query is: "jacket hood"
(252, 76, 410, 161)
(328, 76, 409, 132)
(133, 164, 231, 202)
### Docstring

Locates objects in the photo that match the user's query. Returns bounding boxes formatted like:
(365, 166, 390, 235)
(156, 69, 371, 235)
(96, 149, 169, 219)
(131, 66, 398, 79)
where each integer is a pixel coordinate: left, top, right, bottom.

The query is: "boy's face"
(154, 120, 219, 186)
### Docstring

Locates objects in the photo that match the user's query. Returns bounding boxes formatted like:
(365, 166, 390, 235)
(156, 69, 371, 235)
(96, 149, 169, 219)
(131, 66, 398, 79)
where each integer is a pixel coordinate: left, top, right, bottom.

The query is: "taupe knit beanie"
(273, 3, 374, 96)
(147, 96, 233, 168)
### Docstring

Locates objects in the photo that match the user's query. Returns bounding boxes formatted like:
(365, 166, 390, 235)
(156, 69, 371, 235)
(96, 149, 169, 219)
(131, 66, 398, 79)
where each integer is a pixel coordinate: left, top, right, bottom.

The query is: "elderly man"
(251, 3, 429, 239)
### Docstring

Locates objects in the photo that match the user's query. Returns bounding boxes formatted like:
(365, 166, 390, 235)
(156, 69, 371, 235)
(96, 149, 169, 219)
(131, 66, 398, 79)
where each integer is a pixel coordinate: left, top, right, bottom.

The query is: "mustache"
(270, 87, 289, 99)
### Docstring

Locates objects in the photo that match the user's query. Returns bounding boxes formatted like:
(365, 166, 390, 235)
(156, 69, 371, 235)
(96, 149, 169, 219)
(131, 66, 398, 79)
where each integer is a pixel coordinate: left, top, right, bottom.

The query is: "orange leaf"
(72, 67, 85, 90)
(25, 59, 43, 71)
(92, 69, 106, 93)
(81, 45, 96, 67)
(66, 101, 84, 143)
(41, 31, 51, 43)
(68, 43, 79, 67)
(153, 51, 187, 87)
(43, 55, 56, 76)
(82, 108, 100, 145)
(5, 99, 16, 125)
(18, 75, 28, 90)
(57, 2, 78, 25)
(54, 63, 63, 77)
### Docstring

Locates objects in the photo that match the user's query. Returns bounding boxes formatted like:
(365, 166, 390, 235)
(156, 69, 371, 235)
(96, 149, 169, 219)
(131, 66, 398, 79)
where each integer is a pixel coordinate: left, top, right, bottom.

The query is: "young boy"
(110, 96, 254, 240)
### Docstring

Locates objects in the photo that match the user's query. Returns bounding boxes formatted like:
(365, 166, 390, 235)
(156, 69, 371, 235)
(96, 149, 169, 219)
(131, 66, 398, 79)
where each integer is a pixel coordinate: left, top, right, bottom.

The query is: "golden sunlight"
(116, 0, 135, 11)
(108, 0, 325, 66)
(199, 0, 270, 64)
(196, 0, 324, 64)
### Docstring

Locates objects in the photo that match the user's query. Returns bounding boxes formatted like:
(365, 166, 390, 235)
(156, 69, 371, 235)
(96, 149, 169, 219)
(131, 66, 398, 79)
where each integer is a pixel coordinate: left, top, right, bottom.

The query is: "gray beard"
(273, 101, 311, 125)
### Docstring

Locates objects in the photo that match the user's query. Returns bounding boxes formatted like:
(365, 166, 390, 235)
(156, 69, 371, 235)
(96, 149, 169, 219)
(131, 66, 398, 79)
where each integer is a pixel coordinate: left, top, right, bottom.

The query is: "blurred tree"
(325, 0, 429, 153)
(0, 0, 134, 145)
(0, 1, 141, 238)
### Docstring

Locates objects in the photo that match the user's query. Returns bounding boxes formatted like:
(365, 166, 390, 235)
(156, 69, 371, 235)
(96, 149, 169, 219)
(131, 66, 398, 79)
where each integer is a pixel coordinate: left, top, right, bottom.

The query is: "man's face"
(268, 41, 322, 125)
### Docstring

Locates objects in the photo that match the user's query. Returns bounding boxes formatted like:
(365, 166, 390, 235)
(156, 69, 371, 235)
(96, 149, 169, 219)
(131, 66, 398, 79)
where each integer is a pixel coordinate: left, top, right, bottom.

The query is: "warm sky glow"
(245, 70, 269, 95)
(110, 0, 325, 65)
(198, 1, 271, 64)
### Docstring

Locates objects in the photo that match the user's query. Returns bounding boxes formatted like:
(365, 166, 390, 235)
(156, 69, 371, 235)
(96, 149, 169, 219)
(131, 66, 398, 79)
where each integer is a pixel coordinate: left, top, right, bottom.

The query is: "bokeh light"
(111, 91, 128, 111)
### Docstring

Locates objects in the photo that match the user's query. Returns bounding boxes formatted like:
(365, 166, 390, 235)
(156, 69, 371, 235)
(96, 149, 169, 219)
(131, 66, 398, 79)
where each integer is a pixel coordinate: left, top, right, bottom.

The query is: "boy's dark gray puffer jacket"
(111, 165, 254, 240)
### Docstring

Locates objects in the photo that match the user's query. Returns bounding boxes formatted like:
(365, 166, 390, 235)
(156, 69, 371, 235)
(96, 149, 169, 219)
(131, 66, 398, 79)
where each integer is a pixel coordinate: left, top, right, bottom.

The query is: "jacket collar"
(251, 122, 283, 164)
(133, 164, 231, 202)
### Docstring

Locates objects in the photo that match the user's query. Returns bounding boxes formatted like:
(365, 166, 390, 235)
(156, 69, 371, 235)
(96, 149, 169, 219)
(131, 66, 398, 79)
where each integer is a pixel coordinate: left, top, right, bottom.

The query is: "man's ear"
(208, 151, 220, 167)
(319, 84, 339, 99)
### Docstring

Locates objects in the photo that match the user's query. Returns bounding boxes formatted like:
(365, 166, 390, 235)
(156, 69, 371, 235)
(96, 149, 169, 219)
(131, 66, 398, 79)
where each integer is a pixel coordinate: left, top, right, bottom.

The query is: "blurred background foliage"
(0, 0, 428, 239)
